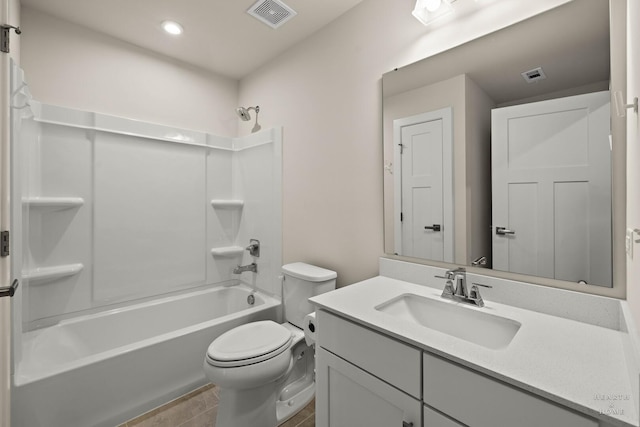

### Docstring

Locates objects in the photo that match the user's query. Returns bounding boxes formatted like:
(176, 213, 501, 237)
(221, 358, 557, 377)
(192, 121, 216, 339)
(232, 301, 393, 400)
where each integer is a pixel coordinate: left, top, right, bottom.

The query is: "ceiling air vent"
(521, 67, 547, 83)
(247, 0, 297, 29)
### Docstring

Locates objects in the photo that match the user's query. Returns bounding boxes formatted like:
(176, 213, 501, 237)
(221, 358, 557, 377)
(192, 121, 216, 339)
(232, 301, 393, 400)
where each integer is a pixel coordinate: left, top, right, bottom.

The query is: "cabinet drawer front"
(318, 310, 421, 398)
(316, 347, 421, 427)
(423, 353, 598, 427)
(424, 405, 465, 427)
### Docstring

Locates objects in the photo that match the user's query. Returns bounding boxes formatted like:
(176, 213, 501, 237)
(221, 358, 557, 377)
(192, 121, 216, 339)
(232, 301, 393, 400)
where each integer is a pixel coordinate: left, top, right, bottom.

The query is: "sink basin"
(375, 294, 521, 349)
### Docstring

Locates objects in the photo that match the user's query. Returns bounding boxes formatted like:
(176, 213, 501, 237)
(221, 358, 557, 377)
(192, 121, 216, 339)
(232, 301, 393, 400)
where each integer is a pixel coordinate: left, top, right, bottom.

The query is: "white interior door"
(491, 91, 611, 285)
(394, 108, 453, 262)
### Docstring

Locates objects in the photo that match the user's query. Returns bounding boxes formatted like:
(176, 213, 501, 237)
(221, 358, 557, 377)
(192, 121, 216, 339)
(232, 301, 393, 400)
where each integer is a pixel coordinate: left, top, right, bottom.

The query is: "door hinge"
(1, 231, 9, 257)
(400, 212, 403, 222)
(1, 25, 21, 54)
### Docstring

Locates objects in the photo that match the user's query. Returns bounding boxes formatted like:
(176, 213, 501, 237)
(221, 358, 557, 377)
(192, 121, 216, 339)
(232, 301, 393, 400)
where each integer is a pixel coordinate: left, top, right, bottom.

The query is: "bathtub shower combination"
(9, 63, 283, 427)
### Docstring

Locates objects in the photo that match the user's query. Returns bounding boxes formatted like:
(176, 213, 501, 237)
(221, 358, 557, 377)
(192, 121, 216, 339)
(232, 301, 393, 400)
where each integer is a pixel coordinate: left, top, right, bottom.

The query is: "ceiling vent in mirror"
(247, 0, 297, 29)
(521, 67, 547, 83)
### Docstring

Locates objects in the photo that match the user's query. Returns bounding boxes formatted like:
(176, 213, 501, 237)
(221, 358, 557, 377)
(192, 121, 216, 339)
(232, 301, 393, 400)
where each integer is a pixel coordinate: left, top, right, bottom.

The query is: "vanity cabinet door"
(423, 406, 464, 427)
(423, 353, 598, 427)
(316, 347, 421, 427)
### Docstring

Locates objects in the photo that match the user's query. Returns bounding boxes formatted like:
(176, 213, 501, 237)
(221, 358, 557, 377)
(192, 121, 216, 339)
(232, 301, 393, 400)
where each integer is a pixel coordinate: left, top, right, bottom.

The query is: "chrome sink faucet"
(435, 267, 492, 307)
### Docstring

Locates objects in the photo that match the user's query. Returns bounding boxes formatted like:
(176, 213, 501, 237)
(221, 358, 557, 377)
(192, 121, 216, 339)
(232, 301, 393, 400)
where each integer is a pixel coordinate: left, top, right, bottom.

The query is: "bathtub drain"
(247, 294, 255, 305)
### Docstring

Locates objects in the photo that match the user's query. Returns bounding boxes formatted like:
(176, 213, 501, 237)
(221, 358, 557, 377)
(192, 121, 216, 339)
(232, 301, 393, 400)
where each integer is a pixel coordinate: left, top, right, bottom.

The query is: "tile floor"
(119, 383, 315, 427)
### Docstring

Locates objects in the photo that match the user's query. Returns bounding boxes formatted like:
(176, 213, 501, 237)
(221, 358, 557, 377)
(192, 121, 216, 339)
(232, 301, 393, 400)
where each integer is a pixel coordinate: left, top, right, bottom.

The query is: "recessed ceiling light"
(161, 20, 183, 35)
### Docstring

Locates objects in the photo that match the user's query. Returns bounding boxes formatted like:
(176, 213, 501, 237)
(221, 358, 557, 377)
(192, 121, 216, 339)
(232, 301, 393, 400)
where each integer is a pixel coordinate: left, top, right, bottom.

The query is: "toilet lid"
(206, 320, 292, 364)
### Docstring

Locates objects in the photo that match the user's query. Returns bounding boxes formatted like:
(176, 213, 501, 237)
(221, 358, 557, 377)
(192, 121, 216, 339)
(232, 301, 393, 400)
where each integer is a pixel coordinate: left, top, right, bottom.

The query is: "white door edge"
(0, 0, 13, 424)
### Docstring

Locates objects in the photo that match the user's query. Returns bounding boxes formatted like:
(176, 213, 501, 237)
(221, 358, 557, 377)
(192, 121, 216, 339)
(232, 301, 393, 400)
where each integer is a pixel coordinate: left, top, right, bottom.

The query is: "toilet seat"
(206, 320, 293, 368)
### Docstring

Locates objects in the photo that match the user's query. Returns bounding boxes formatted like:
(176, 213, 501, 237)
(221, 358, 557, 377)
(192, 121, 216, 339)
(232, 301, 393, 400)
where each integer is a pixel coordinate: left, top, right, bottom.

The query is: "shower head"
(236, 107, 251, 121)
(236, 105, 259, 121)
(236, 105, 261, 133)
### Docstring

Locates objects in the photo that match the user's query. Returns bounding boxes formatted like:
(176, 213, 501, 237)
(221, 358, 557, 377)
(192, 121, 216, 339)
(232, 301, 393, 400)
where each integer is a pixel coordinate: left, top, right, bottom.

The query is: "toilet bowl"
(203, 262, 336, 427)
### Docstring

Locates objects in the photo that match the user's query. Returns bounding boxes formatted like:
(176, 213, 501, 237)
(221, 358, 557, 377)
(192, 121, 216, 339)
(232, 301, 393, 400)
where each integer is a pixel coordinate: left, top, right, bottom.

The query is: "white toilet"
(203, 262, 337, 427)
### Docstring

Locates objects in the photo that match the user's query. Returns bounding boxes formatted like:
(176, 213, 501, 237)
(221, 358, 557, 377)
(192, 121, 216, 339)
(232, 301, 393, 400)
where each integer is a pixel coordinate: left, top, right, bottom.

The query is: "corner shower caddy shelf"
(23, 196, 85, 285)
(23, 263, 84, 285)
(210, 247, 244, 257)
(24, 196, 85, 211)
(210, 199, 244, 257)
(210, 199, 244, 209)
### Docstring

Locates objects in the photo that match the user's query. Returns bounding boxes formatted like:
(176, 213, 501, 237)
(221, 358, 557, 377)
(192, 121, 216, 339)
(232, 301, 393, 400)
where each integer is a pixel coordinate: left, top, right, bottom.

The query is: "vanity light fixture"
(412, 0, 454, 26)
(614, 91, 639, 117)
(161, 20, 184, 35)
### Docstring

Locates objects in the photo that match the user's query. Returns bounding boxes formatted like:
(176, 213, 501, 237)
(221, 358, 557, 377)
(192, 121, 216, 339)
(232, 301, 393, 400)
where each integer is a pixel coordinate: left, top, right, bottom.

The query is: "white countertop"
(310, 275, 638, 427)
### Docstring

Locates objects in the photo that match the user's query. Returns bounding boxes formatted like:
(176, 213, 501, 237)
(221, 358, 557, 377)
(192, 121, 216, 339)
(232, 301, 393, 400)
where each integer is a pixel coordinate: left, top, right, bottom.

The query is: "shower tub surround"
(14, 285, 279, 427)
(10, 100, 283, 427)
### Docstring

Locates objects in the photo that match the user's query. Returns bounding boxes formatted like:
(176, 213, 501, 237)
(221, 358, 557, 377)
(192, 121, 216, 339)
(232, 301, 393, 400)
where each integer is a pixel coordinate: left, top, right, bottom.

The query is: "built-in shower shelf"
(23, 263, 84, 285)
(210, 246, 245, 257)
(24, 197, 85, 211)
(211, 200, 244, 209)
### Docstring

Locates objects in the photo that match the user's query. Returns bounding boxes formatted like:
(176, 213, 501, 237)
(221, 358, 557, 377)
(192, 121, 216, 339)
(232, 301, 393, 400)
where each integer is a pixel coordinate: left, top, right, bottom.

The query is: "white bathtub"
(12, 283, 281, 427)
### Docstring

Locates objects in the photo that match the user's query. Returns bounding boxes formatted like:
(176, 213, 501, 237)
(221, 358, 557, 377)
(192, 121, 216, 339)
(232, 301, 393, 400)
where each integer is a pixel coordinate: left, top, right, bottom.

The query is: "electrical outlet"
(626, 228, 634, 259)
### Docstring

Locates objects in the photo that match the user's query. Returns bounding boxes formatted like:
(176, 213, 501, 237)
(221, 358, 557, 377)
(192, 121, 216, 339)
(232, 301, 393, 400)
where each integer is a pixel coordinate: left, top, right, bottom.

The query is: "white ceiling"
(19, 0, 364, 79)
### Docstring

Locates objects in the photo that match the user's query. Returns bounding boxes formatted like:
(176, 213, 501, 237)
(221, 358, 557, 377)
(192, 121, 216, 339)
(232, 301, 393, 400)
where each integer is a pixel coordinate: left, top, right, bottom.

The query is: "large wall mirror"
(383, 0, 625, 289)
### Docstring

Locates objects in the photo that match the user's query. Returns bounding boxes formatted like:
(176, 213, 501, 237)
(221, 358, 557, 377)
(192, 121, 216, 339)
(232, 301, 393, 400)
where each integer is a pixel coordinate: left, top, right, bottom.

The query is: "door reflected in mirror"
(383, 0, 618, 287)
(491, 92, 611, 286)
(393, 108, 454, 263)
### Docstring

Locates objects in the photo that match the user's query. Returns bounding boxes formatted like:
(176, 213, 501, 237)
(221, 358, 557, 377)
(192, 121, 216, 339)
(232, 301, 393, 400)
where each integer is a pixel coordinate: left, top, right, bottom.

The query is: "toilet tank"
(282, 262, 337, 328)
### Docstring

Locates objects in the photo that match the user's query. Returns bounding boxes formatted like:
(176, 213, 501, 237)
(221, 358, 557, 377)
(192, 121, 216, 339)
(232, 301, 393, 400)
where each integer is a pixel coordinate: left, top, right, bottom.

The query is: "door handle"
(0, 279, 19, 298)
(496, 227, 515, 235)
(424, 224, 441, 232)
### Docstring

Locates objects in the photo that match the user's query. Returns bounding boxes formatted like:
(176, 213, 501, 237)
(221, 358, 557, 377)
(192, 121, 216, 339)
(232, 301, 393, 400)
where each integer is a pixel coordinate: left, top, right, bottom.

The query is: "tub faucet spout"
(233, 263, 258, 274)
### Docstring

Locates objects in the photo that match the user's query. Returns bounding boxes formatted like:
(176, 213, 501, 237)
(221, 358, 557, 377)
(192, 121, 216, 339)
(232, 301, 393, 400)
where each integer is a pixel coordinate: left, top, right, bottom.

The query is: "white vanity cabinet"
(316, 309, 606, 427)
(315, 310, 421, 427)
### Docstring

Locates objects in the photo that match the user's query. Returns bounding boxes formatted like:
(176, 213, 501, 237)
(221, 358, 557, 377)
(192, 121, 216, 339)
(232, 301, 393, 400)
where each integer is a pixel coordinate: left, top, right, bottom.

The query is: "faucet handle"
(441, 281, 455, 297)
(246, 239, 260, 257)
(468, 285, 484, 307)
(435, 271, 455, 280)
(468, 284, 492, 307)
(435, 267, 466, 280)
(471, 283, 492, 289)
